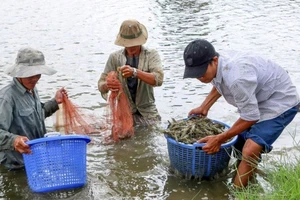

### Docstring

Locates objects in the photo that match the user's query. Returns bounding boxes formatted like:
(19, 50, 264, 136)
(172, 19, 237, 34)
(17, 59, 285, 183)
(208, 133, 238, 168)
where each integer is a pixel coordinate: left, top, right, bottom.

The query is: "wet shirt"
(0, 78, 59, 169)
(212, 51, 300, 122)
(126, 55, 139, 103)
(98, 46, 164, 120)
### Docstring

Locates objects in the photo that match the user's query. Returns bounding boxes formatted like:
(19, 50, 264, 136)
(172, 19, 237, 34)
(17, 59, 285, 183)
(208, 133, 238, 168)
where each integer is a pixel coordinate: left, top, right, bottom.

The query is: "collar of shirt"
(212, 55, 224, 87)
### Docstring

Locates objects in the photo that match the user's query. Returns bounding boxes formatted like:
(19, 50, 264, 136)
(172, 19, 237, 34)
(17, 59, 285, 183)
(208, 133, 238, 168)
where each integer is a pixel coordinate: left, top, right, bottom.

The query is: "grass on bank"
(232, 130, 300, 200)
(233, 159, 300, 200)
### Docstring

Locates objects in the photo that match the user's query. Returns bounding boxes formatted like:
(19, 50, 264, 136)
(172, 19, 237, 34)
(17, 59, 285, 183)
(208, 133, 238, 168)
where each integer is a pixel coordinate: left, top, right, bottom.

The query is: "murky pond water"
(1, 0, 300, 199)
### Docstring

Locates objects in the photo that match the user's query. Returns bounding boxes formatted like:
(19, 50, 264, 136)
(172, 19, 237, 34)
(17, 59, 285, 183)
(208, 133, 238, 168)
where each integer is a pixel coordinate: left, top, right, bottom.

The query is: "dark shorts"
(234, 106, 298, 153)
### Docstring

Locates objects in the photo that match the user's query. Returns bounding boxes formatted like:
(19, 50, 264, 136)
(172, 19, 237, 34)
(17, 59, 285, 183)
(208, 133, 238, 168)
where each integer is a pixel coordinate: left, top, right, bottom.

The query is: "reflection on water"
(0, 167, 28, 199)
(86, 126, 169, 199)
(0, 0, 300, 199)
(0, 166, 88, 200)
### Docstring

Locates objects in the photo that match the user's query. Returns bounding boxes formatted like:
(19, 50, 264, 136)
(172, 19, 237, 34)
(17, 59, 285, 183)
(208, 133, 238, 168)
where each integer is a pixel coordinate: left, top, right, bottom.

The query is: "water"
(1, 0, 300, 199)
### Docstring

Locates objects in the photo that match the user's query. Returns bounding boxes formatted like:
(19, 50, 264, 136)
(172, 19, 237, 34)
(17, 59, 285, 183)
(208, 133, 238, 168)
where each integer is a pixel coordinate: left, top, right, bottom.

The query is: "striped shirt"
(212, 51, 300, 122)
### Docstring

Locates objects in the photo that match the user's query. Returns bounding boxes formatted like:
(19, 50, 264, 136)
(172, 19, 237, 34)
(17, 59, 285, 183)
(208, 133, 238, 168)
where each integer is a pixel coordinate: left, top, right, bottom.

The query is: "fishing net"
(54, 94, 104, 135)
(105, 71, 134, 142)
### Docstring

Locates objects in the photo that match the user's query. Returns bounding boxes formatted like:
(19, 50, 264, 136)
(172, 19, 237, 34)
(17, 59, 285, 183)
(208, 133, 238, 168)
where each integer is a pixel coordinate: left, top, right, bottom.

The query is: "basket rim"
(165, 134, 238, 148)
(164, 118, 237, 148)
(25, 135, 91, 146)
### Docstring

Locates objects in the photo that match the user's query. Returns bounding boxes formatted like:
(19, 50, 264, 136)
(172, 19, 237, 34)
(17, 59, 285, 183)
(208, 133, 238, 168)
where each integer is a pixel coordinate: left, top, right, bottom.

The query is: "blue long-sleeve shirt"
(0, 78, 59, 169)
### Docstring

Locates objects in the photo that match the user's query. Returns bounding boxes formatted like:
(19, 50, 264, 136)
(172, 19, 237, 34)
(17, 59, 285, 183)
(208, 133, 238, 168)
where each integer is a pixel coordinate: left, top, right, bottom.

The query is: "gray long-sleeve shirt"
(0, 78, 59, 169)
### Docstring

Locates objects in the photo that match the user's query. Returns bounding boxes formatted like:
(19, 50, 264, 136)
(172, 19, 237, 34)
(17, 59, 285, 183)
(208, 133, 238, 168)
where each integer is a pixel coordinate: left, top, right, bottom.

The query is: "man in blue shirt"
(0, 47, 67, 169)
(183, 39, 299, 187)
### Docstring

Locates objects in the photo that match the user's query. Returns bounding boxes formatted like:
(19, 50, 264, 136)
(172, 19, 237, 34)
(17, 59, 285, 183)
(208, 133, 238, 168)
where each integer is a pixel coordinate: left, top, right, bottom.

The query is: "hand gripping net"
(106, 71, 134, 142)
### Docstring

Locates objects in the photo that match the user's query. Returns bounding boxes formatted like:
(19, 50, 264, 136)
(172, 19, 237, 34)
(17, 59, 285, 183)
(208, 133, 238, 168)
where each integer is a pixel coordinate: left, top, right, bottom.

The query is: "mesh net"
(54, 94, 104, 135)
(54, 71, 134, 143)
(106, 71, 134, 142)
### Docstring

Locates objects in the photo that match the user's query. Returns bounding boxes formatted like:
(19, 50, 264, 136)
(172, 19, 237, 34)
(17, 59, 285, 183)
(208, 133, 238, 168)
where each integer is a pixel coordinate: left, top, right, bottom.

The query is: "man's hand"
(188, 106, 208, 117)
(14, 136, 31, 154)
(55, 87, 68, 104)
(198, 135, 222, 154)
(119, 65, 134, 78)
(106, 75, 122, 92)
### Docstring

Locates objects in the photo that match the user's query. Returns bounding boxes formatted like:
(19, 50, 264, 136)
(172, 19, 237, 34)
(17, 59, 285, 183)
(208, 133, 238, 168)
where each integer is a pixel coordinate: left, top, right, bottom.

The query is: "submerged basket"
(23, 132, 91, 193)
(165, 120, 237, 178)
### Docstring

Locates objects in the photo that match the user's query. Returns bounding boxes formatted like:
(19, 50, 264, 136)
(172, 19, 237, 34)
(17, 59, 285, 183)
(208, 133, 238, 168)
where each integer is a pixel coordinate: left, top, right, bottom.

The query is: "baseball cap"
(183, 39, 217, 78)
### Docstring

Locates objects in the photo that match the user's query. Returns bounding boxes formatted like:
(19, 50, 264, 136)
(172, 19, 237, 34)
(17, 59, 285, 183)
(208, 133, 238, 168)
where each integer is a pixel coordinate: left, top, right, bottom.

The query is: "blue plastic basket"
(165, 120, 237, 178)
(22, 133, 91, 193)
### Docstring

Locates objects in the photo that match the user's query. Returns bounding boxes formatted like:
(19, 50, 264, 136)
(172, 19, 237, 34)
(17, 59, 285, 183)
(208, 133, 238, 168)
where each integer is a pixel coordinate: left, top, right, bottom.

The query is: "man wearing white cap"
(0, 47, 67, 169)
(98, 19, 164, 126)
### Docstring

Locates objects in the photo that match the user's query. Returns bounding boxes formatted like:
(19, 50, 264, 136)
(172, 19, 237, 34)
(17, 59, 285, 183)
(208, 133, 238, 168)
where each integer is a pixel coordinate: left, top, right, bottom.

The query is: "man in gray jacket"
(98, 19, 164, 126)
(0, 47, 67, 169)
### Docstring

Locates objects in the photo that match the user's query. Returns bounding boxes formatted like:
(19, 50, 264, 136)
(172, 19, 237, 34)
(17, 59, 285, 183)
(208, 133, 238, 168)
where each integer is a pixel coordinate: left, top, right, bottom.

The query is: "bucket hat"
(114, 19, 148, 47)
(5, 47, 57, 78)
(183, 39, 217, 78)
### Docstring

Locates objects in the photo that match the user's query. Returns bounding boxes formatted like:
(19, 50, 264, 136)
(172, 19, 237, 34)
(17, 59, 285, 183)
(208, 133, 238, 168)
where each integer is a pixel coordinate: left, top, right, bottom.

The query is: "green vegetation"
(232, 131, 300, 200)
(233, 159, 300, 200)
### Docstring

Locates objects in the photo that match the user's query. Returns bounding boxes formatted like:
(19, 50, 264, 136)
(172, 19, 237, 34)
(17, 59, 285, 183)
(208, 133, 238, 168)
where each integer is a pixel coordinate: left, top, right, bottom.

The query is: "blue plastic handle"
(192, 142, 206, 147)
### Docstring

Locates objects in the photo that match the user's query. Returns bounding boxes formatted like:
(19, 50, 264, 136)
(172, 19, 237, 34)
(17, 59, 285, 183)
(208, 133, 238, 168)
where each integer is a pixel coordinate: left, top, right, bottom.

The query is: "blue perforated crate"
(165, 120, 237, 178)
(22, 133, 91, 193)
